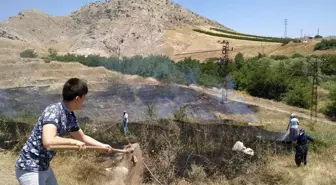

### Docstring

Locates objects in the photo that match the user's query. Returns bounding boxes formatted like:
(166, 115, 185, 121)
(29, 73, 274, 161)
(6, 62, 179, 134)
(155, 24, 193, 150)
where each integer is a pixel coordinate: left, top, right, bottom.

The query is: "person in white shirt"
(123, 111, 129, 135)
(287, 113, 299, 141)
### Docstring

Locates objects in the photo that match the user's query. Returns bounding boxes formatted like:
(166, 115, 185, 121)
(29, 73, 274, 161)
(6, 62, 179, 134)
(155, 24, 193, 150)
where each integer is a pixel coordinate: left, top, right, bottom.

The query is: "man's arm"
(42, 124, 85, 149)
(70, 129, 111, 148)
(307, 136, 314, 142)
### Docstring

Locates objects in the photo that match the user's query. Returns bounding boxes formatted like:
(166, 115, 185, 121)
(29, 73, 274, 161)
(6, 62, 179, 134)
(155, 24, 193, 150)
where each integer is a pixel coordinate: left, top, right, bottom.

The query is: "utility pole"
(310, 58, 318, 129)
(301, 29, 303, 38)
(284, 19, 288, 38)
(220, 40, 230, 104)
(317, 28, 320, 35)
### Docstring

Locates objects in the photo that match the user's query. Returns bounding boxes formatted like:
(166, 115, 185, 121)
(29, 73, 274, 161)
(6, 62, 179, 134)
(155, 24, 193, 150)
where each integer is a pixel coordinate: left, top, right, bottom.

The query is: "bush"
(232, 57, 313, 108)
(48, 48, 57, 60)
(270, 55, 289, 60)
(314, 35, 323, 39)
(314, 39, 336, 50)
(291, 53, 304, 58)
(282, 79, 312, 109)
(44, 58, 51, 63)
(323, 102, 336, 121)
(20, 49, 38, 58)
(234, 52, 244, 69)
(322, 88, 336, 120)
(320, 54, 336, 75)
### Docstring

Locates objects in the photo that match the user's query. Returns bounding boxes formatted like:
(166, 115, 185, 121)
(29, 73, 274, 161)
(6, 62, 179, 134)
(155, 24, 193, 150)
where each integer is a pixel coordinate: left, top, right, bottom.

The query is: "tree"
(20, 49, 38, 58)
(48, 48, 57, 60)
(234, 52, 244, 69)
(323, 88, 336, 120)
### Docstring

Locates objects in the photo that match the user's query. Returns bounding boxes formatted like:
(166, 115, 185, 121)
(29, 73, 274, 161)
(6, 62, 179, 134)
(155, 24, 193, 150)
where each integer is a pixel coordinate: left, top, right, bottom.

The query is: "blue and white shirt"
(15, 102, 80, 172)
(290, 118, 299, 129)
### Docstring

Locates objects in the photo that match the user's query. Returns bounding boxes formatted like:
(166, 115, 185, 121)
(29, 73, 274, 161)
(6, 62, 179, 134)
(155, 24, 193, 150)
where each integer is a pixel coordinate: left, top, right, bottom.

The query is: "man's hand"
(101, 143, 113, 152)
(72, 140, 86, 151)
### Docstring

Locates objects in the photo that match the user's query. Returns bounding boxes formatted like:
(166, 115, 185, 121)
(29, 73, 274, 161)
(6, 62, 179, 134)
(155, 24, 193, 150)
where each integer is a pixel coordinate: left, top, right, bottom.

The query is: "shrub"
(234, 52, 244, 69)
(320, 54, 336, 75)
(270, 55, 289, 60)
(48, 48, 57, 60)
(314, 39, 336, 50)
(291, 53, 304, 58)
(322, 88, 336, 120)
(282, 79, 312, 109)
(322, 102, 336, 121)
(20, 49, 38, 58)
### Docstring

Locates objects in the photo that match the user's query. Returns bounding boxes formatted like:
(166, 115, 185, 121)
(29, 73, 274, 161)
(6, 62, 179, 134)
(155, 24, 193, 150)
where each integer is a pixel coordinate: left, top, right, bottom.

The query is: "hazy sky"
(0, 0, 335, 38)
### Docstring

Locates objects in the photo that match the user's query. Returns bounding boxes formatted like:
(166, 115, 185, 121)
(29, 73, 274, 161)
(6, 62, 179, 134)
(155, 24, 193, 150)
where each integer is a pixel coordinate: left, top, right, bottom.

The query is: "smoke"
(186, 71, 197, 84)
(211, 76, 259, 123)
(0, 90, 17, 117)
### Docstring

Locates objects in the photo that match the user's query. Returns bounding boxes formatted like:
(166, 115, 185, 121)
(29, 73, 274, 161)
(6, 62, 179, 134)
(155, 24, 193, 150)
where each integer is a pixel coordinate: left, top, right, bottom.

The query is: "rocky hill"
(0, 0, 231, 57)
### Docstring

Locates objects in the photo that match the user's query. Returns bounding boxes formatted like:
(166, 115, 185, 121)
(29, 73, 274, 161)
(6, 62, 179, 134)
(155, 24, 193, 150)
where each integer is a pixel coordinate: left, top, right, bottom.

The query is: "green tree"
(20, 49, 38, 58)
(282, 79, 312, 108)
(48, 48, 57, 60)
(323, 88, 336, 120)
(234, 52, 244, 69)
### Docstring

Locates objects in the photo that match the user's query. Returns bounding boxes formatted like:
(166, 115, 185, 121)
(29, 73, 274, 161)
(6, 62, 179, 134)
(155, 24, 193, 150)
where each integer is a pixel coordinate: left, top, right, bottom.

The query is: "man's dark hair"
(62, 78, 88, 101)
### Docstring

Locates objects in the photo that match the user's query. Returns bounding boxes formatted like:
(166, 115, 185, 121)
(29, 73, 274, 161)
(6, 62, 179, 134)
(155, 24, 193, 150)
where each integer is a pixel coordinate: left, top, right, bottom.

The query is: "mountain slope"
(0, 0, 232, 57)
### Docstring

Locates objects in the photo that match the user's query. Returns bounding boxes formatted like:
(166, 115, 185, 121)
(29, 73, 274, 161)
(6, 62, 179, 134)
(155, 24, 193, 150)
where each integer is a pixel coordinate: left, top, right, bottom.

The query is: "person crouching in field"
(15, 78, 114, 185)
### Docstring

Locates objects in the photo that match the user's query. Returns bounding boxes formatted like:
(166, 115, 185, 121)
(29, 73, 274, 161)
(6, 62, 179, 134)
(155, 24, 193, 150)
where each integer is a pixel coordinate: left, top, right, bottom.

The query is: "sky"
(0, 0, 335, 38)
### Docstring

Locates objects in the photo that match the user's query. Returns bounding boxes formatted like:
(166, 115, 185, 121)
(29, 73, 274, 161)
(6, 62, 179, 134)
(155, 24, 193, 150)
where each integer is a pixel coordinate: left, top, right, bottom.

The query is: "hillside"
(1, 0, 334, 61)
(0, 0, 231, 58)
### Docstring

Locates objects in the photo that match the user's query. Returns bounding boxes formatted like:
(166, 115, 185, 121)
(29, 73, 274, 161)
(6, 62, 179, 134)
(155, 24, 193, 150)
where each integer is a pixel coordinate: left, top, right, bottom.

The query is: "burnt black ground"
(0, 84, 259, 122)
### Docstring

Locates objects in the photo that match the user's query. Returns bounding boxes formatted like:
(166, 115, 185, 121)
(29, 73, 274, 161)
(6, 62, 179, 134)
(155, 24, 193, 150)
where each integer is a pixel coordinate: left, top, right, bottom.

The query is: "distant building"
(296, 36, 313, 43)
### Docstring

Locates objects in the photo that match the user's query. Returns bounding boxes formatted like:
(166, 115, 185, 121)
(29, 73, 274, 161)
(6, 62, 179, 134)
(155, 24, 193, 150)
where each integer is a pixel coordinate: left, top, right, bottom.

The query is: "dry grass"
(1, 121, 335, 185)
(2, 146, 335, 185)
(0, 152, 17, 185)
(164, 25, 282, 61)
(263, 146, 336, 185)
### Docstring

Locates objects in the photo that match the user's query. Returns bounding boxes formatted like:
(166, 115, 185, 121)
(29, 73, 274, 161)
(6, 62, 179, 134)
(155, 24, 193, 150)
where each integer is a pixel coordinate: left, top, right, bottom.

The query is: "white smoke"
(210, 76, 259, 123)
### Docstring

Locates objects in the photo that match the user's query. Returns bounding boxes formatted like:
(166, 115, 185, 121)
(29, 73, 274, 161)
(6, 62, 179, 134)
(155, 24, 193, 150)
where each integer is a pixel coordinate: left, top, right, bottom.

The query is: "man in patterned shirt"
(15, 78, 114, 185)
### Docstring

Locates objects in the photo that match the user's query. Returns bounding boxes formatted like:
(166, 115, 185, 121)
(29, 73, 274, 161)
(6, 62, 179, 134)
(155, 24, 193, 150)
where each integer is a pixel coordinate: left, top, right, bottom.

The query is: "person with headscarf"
(294, 128, 314, 166)
(287, 113, 300, 141)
